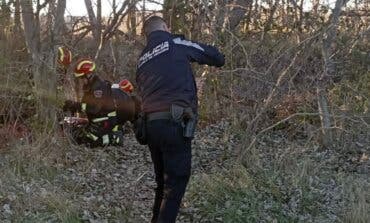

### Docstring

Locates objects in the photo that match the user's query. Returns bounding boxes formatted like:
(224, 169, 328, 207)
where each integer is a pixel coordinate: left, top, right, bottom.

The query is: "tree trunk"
(317, 0, 349, 148)
(53, 0, 66, 43)
(142, 0, 146, 28)
(127, 0, 136, 35)
(130, 7, 137, 36)
(312, 0, 320, 15)
(0, 0, 11, 39)
(316, 86, 333, 147)
(94, 0, 137, 60)
(84, 0, 101, 46)
(21, 0, 66, 125)
(14, 0, 21, 33)
(228, 0, 252, 31)
(242, 1, 253, 32)
(262, 0, 280, 41)
(214, 0, 251, 33)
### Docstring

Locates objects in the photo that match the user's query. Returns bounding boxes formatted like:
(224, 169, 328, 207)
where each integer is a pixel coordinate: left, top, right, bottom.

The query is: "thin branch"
(36, 0, 52, 14)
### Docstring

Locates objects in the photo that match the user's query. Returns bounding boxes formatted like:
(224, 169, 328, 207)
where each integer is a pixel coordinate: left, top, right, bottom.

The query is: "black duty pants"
(146, 119, 192, 223)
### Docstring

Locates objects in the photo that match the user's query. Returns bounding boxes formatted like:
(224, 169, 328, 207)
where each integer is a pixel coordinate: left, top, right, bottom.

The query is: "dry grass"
(343, 176, 370, 223)
(0, 4, 369, 222)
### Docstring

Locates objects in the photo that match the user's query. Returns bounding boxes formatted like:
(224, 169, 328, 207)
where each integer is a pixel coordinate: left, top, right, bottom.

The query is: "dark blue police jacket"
(136, 31, 225, 113)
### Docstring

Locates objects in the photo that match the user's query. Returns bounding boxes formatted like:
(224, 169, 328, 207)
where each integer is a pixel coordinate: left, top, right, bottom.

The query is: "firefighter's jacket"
(79, 76, 122, 146)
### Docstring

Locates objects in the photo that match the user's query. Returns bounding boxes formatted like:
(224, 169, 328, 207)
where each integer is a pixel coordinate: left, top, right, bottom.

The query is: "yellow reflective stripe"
(91, 111, 116, 123)
(87, 133, 98, 141)
(112, 125, 119, 132)
(116, 137, 120, 143)
(81, 103, 87, 112)
(68, 50, 72, 63)
(108, 111, 117, 117)
(90, 62, 96, 72)
(58, 47, 64, 61)
(74, 72, 85, 77)
(77, 60, 91, 70)
(92, 117, 108, 123)
(75, 60, 95, 77)
(102, 135, 109, 145)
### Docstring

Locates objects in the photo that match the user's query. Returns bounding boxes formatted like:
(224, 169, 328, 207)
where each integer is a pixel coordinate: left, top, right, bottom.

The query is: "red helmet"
(74, 58, 96, 77)
(57, 46, 72, 67)
(119, 79, 134, 93)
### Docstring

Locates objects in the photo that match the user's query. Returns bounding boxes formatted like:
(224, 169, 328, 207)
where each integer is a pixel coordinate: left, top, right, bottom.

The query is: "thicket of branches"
(0, 0, 369, 153)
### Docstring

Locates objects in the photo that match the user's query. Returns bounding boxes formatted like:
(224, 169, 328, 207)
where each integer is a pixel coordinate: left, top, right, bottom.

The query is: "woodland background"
(0, 0, 369, 222)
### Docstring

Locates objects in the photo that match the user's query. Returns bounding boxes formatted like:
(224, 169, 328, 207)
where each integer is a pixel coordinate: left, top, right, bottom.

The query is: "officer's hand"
(63, 100, 79, 113)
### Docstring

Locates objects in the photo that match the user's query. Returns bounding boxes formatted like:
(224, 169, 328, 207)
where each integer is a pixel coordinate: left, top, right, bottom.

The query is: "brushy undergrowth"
(188, 167, 295, 223)
(0, 136, 81, 222)
(187, 132, 370, 223)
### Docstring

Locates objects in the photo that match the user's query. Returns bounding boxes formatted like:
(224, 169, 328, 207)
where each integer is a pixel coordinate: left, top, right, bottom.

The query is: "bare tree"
(261, 0, 280, 41)
(14, 0, 22, 35)
(0, 0, 12, 39)
(317, 0, 349, 147)
(126, 0, 137, 36)
(84, 0, 102, 46)
(213, 0, 252, 33)
(84, 0, 139, 60)
(20, 0, 66, 123)
(228, 0, 252, 31)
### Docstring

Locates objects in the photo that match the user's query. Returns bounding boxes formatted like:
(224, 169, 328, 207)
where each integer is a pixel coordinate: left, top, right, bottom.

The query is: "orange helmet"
(57, 46, 72, 67)
(74, 58, 96, 77)
(119, 79, 134, 93)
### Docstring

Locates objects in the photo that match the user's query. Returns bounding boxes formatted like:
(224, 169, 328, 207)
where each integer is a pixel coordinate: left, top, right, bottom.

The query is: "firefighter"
(62, 58, 124, 147)
(57, 46, 72, 68)
(56, 46, 73, 88)
(56, 46, 82, 102)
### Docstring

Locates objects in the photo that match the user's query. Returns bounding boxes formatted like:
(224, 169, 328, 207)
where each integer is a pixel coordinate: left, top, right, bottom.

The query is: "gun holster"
(170, 105, 197, 139)
(134, 112, 148, 145)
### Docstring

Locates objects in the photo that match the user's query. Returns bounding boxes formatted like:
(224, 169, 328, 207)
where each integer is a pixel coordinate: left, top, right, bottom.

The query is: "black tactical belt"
(146, 111, 172, 122)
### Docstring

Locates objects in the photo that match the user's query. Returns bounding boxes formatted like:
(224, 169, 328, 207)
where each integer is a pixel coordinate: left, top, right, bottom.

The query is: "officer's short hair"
(143, 16, 167, 37)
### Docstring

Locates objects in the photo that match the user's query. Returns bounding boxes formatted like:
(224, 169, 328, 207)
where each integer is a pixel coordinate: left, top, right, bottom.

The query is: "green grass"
(187, 166, 296, 223)
(41, 193, 81, 223)
(342, 176, 370, 223)
(9, 145, 60, 182)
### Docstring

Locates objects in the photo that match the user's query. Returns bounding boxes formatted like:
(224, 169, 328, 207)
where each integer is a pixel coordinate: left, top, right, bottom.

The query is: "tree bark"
(214, 0, 252, 34)
(262, 0, 280, 41)
(21, 0, 66, 125)
(14, 0, 22, 34)
(94, 0, 137, 60)
(228, 0, 252, 31)
(53, 0, 66, 42)
(0, 0, 11, 39)
(317, 0, 349, 148)
(84, 0, 101, 45)
(126, 0, 137, 35)
(163, 0, 176, 29)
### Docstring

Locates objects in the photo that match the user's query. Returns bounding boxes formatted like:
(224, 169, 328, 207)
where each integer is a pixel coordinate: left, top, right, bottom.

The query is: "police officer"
(136, 16, 225, 223)
(63, 58, 124, 147)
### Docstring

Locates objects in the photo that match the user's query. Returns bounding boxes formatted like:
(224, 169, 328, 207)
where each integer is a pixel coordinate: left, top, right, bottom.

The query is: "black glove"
(63, 100, 81, 113)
